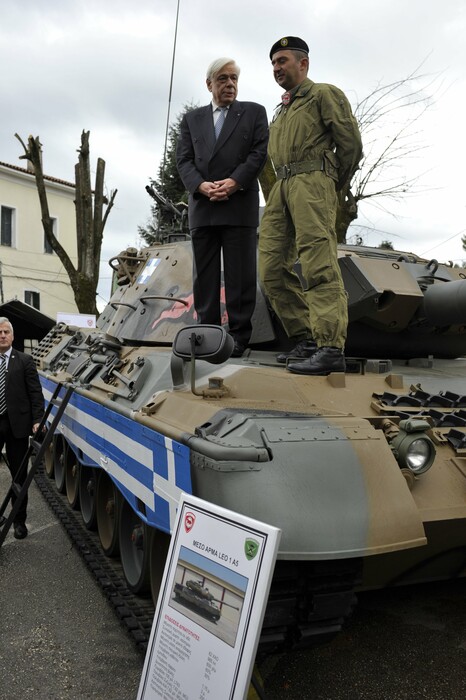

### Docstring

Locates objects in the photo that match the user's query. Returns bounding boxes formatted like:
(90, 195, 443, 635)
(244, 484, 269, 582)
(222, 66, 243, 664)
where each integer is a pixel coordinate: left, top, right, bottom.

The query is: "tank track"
(258, 558, 362, 657)
(34, 466, 153, 654)
(35, 466, 361, 656)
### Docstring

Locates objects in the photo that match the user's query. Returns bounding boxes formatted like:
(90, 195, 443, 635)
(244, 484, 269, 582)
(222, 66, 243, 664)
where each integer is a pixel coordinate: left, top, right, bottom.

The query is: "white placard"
(56, 312, 96, 328)
(138, 494, 281, 700)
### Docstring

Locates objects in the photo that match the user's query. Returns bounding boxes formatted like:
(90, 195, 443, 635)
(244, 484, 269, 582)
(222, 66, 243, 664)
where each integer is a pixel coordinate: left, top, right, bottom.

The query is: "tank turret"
(97, 239, 466, 359)
(338, 245, 466, 358)
(173, 582, 221, 621)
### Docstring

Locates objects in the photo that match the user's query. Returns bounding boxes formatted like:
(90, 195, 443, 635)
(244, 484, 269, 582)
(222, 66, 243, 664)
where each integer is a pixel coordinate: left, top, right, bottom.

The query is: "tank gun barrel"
(145, 185, 183, 219)
(422, 279, 466, 326)
(211, 599, 240, 610)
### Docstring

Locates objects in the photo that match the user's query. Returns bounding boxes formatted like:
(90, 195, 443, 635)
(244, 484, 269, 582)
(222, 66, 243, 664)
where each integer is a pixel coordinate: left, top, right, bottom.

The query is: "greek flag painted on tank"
(41, 377, 192, 533)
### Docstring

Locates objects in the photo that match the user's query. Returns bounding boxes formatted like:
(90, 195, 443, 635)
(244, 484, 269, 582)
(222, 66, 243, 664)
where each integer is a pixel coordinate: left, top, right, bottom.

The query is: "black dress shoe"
(287, 347, 346, 375)
(231, 341, 246, 358)
(13, 523, 28, 540)
(277, 338, 317, 364)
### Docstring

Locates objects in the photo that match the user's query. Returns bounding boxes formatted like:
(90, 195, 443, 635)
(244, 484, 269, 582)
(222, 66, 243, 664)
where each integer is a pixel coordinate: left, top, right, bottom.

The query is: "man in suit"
(176, 57, 268, 357)
(0, 317, 44, 539)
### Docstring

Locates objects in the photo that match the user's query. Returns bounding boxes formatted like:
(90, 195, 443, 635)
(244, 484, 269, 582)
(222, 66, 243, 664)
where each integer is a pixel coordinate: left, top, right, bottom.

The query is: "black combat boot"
(287, 347, 345, 375)
(276, 338, 317, 364)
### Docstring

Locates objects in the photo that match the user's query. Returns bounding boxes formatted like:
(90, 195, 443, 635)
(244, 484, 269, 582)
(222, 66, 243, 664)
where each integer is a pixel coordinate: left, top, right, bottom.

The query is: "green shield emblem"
(244, 538, 260, 561)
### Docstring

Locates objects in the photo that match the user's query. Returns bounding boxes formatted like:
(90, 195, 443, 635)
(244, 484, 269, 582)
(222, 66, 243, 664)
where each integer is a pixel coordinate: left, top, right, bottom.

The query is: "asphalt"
(0, 469, 143, 700)
(2, 465, 466, 700)
(262, 579, 466, 699)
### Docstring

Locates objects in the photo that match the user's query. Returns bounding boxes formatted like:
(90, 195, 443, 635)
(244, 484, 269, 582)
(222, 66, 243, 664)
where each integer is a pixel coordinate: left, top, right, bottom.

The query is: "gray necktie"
(0, 355, 6, 414)
(214, 107, 227, 140)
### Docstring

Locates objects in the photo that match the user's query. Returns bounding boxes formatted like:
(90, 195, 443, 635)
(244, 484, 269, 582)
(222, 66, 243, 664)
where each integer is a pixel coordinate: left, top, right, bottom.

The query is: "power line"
(420, 227, 466, 257)
(1, 261, 71, 276)
(1, 266, 76, 305)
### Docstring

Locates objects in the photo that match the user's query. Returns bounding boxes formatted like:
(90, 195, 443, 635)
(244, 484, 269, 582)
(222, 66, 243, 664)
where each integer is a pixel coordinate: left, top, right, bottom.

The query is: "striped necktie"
(214, 107, 227, 140)
(0, 354, 6, 414)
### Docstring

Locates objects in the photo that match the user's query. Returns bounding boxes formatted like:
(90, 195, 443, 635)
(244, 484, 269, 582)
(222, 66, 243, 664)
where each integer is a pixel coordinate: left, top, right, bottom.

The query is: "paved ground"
(263, 578, 466, 699)
(2, 466, 466, 700)
(0, 470, 144, 700)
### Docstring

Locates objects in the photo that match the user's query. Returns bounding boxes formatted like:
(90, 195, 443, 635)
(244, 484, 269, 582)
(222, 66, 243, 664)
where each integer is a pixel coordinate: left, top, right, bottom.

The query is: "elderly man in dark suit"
(176, 57, 268, 357)
(0, 317, 44, 539)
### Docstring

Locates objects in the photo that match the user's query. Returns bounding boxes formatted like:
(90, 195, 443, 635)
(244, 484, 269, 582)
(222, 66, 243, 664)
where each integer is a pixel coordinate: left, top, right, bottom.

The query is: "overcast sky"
(1, 0, 465, 307)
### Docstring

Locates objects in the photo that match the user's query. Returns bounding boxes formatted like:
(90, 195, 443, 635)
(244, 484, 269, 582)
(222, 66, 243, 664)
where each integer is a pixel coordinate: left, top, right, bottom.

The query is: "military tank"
(173, 581, 222, 622)
(31, 208, 466, 653)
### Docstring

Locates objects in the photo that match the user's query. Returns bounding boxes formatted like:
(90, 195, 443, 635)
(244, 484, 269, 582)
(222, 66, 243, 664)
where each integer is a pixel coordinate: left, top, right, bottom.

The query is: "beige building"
(0, 161, 78, 319)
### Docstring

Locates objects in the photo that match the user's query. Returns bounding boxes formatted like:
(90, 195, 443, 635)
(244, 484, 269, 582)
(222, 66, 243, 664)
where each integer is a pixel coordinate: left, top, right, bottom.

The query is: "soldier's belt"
(276, 159, 324, 179)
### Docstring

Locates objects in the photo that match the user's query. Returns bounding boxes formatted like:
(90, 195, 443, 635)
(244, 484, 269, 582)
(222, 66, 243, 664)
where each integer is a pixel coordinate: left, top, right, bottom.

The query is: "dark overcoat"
(5, 350, 44, 439)
(176, 100, 269, 229)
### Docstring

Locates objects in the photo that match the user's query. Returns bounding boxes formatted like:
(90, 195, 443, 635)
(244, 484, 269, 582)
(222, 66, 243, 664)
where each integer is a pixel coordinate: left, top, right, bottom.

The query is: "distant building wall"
(0, 162, 78, 319)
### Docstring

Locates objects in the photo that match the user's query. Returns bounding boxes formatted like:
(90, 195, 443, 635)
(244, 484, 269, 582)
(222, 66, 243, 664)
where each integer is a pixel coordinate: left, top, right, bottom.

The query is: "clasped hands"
(198, 178, 239, 201)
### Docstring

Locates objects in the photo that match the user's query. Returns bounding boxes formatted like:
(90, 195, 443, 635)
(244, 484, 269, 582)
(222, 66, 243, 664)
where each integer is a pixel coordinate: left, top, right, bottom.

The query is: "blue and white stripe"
(41, 376, 192, 533)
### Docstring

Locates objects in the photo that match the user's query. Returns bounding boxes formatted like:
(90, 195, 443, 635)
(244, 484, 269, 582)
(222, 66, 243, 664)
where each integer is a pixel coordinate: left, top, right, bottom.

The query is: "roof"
(0, 299, 55, 346)
(0, 161, 75, 189)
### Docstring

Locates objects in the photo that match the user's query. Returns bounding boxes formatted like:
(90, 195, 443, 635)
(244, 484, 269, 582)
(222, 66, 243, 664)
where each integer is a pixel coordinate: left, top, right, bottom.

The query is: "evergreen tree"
(139, 103, 196, 245)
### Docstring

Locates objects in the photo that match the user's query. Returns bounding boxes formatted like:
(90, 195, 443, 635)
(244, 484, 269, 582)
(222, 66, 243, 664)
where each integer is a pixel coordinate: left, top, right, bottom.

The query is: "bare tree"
(343, 63, 441, 242)
(15, 131, 117, 315)
(260, 64, 441, 243)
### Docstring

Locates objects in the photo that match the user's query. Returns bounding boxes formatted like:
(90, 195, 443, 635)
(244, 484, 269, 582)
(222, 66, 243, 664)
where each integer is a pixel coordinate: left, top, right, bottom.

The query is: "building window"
(1, 205, 15, 247)
(25, 290, 40, 310)
(44, 217, 57, 254)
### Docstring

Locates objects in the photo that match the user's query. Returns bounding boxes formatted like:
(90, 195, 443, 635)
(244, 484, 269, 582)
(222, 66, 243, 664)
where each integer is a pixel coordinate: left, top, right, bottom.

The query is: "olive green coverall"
(259, 78, 362, 349)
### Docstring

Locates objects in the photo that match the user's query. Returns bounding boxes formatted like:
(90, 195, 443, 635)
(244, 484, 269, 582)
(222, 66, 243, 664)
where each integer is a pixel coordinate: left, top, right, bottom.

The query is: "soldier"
(259, 37, 362, 374)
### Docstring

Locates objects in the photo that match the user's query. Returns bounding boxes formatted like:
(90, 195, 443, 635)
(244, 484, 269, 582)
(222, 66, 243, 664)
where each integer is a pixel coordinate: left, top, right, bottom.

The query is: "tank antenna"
(161, 0, 181, 191)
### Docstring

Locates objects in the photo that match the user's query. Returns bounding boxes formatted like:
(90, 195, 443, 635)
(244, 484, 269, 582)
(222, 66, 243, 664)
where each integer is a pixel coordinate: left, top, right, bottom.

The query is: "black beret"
(269, 36, 309, 60)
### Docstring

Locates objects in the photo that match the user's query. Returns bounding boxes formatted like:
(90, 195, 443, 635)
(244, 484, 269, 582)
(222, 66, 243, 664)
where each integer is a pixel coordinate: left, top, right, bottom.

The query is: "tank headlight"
(404, 437, 435, 473)
(390, 419, 436, 475)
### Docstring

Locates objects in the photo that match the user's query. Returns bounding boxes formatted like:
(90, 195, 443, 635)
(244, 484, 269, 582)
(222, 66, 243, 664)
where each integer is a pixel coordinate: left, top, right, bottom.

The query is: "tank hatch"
(99, 242, 196, 344)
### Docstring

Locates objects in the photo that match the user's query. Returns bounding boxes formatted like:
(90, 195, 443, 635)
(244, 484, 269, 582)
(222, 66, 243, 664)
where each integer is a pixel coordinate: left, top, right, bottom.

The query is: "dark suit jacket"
(176, 100, 269, 229)
(5, 349, 44, 439)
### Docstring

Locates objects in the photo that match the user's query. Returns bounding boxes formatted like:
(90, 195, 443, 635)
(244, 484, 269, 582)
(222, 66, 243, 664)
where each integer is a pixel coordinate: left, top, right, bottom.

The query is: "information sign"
(137, 494, 281, 700)
(56, 311, 96, 328)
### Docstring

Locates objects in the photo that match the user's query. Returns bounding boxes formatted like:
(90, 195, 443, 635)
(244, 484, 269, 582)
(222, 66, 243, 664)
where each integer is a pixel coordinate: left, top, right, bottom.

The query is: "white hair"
(206, 57, 240, 81)
(0, 317, 13, 332)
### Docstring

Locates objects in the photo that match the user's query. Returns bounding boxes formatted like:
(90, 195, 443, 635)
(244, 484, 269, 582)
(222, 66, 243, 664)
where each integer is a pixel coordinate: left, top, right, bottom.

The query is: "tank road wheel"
(65, 444, 80, 509)
(96, 471, 121, 557)
(150, 529, 171, 605)
(119, 499, 152, 595)
(44, 436, 54, 478)
(53, 434, 66, 493)
(79, 466, 97, 530)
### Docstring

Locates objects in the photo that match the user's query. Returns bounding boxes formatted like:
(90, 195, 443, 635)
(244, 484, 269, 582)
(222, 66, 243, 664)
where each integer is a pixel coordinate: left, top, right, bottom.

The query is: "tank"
(32, 207, 466, 654)
(173, 581, 222, 622)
